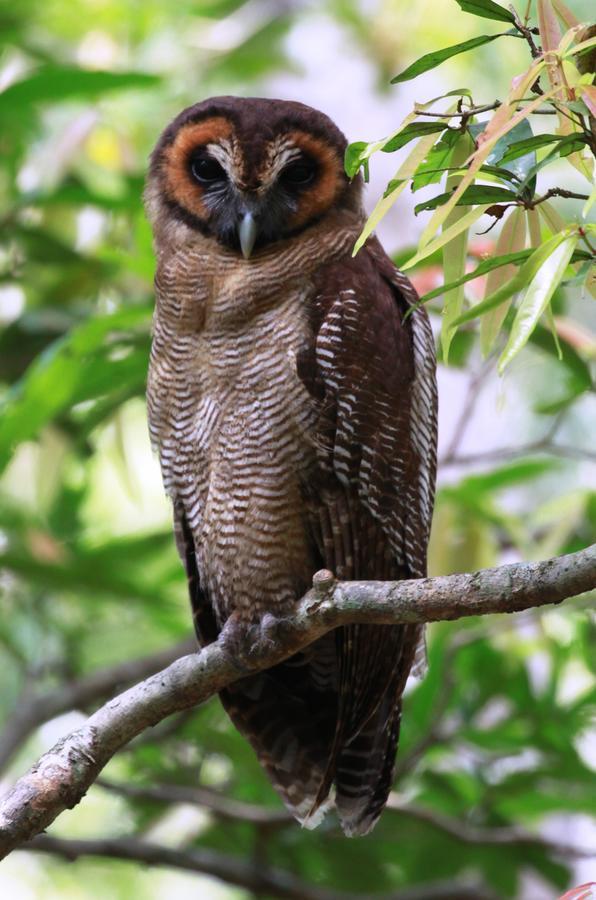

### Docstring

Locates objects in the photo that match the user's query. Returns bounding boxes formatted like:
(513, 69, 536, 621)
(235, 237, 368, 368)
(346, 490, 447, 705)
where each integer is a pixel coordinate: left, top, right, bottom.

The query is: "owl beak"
(238, 211, 258, 260)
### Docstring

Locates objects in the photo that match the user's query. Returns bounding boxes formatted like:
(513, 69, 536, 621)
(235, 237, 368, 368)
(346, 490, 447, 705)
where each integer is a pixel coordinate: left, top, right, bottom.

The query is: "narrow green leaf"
(515, 134, 588, 192)
(416, 247, 590, 303)
(353, 181, 408, 254)
(545, 302, 563, 361)
(441, 135, 474, 362)
(455, 0, 517, 24)
(345, 122, 446, 178)
(480, 206, 527, 355)
(353, 130, 441, 255)
(415, 184, 519, 214)
(498, 133, 569, 163)
(498, 234, 579, 371)
(391, 33, 508, 84)
(402, 204, 492, 270)
(412, 128, 460, 191)
(419, 76, 550, 246)
(452, 230, 574, 324)
(381, 121, 446, 153)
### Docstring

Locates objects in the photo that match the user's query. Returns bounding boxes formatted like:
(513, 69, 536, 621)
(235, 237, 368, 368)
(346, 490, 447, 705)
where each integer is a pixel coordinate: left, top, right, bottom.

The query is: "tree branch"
(0, 545, 594, 859)
(25, 834, 500, 900)
(0, 638, 195, 774)
(97, 778, 594, 860)
(386, 798, 595, 860)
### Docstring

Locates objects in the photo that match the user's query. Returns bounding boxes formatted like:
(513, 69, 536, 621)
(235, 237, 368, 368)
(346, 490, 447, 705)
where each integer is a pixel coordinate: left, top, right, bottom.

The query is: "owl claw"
(219, 612, 283, 673)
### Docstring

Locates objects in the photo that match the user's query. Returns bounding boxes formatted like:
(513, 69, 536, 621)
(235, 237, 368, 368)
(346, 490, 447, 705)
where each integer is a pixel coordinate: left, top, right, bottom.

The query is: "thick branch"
(26, 835, 499, 900)
(0, 545, 594, 859)
(0, 638, 195, 774)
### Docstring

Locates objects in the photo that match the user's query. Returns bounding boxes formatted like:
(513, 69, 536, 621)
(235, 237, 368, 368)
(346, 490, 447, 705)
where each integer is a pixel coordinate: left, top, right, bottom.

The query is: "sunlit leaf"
(452, 229, 575, 324)
(382, 121, 446, 153)
(353, 130, 440, 254)
(498, 233, 579, 372)
(441, 135, 474, 362)
(480, 207, 527, 355)
(419, 77, 552, 246)
(468, 117, 538, 188)
(402, 204, 492, 270)
(552, 0, 581, 28)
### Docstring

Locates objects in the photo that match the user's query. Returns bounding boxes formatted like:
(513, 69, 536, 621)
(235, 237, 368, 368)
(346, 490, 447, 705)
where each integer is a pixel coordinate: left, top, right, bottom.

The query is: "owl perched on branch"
(145, 96, 437, 836)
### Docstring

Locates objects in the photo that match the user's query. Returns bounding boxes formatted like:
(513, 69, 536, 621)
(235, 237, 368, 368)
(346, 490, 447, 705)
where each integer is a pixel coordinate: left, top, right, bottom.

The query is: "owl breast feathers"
(145, 96, 437, 836)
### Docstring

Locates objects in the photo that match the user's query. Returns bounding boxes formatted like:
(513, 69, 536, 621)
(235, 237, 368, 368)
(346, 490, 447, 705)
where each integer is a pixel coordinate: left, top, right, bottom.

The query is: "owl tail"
(219, 638, 339, 828)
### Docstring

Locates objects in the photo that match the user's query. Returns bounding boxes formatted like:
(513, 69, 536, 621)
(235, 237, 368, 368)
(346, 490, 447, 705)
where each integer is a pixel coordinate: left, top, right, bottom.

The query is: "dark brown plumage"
(145, 96, 437, 835)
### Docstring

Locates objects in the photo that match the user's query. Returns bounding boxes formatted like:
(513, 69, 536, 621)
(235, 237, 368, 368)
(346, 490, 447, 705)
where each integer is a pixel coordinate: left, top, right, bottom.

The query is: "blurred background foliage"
(0, 0, 595, 898)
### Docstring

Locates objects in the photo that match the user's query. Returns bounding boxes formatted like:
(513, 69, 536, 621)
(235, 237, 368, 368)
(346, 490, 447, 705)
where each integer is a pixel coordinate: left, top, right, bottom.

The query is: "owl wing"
(296, 237, 437, 834)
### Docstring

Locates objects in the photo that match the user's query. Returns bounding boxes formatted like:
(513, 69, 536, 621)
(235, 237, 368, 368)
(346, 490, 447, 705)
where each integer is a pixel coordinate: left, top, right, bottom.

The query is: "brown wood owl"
(145, 96, 437, 836)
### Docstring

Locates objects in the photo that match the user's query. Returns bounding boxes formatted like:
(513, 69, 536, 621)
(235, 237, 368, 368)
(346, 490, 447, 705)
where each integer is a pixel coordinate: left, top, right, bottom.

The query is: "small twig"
(526, 187, 591, 209)
(509, 5, 542, 60)
(441, 360, 493, 464)
(441, 441, 596, 468)
(387, 799, 595, 860)
(24, 835, 502, 900)
(97, 779, 293, 826)
(413, 102, 502, 119)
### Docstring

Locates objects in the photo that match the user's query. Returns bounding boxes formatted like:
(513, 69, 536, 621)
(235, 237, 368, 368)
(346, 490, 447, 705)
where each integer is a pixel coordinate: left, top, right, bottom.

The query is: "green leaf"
(455, 0, 517, 24)
(515, 135, 589, 193)
(441, 135, 474, 362)
(498, 233, 580, 371)
(452, 230, 574, 324)
(0, 307, 150, 475)
(345, 142, 369, 178)
(418, 250, 531, 303)
(417, 247, 591, 304)
(381, 121, 446, 153)
(353, 130, 440, 255)
(498, 133, 572, 163)
(0, 66, 159, 115)
(412, 128, 460, 191)
(402, 204, 492, 270)
(345, 122, 445, 178)
(415, 184, 519, 214)
(480, 206, 527, 355)
(468, 118, 537, 187)
(391, 33, 509, 84)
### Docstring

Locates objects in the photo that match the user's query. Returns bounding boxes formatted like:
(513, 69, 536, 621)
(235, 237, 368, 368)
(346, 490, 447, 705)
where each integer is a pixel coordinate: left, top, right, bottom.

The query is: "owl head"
(145, 96, 363, 258)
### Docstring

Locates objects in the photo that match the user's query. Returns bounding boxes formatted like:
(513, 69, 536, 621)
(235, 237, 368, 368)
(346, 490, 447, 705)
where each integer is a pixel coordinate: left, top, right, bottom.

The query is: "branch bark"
(0, 638, 195, 774)
(0, 544, 594, 860)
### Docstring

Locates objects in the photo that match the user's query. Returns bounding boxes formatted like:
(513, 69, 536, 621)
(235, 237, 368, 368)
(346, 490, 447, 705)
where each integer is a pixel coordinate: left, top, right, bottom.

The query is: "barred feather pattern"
(147, 186, 437, 836)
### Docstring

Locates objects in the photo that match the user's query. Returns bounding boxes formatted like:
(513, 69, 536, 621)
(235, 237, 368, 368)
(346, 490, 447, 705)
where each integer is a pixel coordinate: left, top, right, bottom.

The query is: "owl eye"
(281, 159, 316, 186)
(191, 154, 226, 185)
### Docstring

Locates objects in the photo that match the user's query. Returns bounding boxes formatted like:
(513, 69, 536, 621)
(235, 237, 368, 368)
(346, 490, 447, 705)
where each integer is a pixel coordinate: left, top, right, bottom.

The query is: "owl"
(145, 96, 437, 836)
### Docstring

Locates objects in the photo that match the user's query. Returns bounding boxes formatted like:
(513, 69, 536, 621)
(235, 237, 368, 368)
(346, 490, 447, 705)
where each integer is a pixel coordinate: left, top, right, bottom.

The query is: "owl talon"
(220, 612, 283, 673)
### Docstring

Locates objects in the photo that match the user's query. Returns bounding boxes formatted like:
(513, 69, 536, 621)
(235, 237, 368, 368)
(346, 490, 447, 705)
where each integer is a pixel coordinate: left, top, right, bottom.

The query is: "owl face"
(147, 97, 362, 257)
